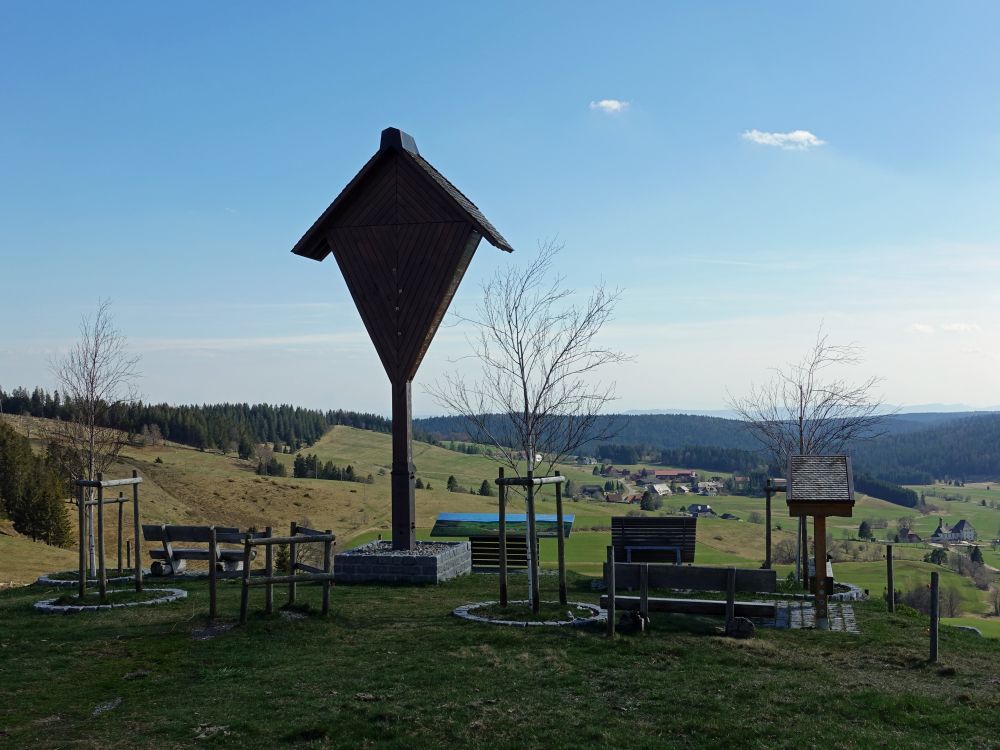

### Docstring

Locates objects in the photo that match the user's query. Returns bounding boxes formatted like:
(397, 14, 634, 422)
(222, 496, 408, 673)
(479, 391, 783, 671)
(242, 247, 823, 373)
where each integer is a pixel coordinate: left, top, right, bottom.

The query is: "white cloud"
(741, 129, 826, 150)
(590, 99, 629, 114)
(941, 322, 981, 333)
(909, 323, 935, 334)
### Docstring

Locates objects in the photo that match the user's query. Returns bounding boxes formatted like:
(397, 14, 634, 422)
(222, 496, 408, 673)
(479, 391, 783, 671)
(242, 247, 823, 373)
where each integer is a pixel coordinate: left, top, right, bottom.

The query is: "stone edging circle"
(36, 571, 143, 588)
(34, 588, 187, 614)
(453, 600, 605, 627)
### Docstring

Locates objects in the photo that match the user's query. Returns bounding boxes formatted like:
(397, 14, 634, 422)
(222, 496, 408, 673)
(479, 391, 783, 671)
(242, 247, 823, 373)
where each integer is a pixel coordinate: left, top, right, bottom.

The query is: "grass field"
(3, 573, 1000, 748)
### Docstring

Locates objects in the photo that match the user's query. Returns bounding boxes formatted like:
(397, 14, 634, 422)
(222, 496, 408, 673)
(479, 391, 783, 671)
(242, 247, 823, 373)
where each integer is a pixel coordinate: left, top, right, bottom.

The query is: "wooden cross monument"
(291, 127, 513, 549)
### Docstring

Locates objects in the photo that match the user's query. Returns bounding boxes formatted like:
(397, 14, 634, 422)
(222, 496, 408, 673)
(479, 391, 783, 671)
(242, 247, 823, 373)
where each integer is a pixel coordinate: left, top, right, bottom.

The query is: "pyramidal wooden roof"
(291, 128, 513, 382)
(786, 455, 855, 504)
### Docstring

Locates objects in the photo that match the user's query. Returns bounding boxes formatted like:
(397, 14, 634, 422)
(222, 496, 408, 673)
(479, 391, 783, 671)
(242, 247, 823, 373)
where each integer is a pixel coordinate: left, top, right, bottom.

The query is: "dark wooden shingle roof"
(787, 455, 855, 504)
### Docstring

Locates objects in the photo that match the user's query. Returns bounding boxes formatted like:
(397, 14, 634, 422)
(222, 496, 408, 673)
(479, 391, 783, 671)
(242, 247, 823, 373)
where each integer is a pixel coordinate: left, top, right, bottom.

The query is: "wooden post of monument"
(390, 381, 416, 550)
(764, 483, 773, 569)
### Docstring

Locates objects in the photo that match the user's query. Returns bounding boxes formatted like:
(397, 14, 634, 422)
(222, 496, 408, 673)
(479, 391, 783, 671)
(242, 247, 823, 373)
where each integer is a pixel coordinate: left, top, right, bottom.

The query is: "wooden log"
(264, 526, 273, 615)
(526, 475, 539, 614)
(245, 533, 335, 546)
(930, 571, 939, 662)
(886, 544, 895, 613)
(601, 595, 776, 618)
(245, 573, 336, 586)
(764, 486, 772, 569)
(133, 470, 143, 592)
(287, 521, 298, 606)
(494, 475, 567, 487)
(606, 545, 616, 638)
(321, 531, 332, 616)
(76, 477, 143, 488)
(725, 567, 736, 626)
(498, 467, 508, 608)
(117, 492, 124, 577)
(555, 478, 567, 605)
(77, 482, 86, 599)
(239, 534, 252, 625)
(97, 475, 107, 603)
(208, 526, 218, 620)
(126, 540, 131, 570)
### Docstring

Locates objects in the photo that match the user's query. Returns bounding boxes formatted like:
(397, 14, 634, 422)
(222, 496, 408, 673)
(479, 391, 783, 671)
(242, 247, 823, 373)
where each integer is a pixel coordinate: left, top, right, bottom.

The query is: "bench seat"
(601, 594, 776, 618)
(148, 549, 247, 562)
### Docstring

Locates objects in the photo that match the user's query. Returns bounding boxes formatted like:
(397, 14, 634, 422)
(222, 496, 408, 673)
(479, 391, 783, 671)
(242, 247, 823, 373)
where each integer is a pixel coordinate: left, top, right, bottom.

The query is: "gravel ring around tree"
(453, 600, 605, 627)
(33, 588, 187, 614)
(35, 571, 145, 588)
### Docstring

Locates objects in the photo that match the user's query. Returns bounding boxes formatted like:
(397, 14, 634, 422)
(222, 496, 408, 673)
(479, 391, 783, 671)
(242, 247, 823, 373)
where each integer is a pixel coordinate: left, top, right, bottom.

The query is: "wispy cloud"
(590, 99, 629, 114)
(910, 323, 935, 335)
(741, 129, 825, 150)
(941, 322, 981, 333)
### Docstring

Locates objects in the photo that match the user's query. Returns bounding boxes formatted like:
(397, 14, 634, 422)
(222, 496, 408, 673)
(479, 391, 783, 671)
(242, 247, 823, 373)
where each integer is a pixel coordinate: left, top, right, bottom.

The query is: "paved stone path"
(768, 601, 859, 633)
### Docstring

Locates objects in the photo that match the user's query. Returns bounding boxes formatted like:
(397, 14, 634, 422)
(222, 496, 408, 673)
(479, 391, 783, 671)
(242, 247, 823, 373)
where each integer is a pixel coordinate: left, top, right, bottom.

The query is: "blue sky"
(2, 2, 999, 414)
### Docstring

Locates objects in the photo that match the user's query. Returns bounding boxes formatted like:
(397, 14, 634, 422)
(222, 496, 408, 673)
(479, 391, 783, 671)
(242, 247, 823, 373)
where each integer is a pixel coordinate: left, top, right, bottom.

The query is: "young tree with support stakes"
(428, 242, 629, 612)
(728, 327, 891, 581)
(47, 299, 140, 577)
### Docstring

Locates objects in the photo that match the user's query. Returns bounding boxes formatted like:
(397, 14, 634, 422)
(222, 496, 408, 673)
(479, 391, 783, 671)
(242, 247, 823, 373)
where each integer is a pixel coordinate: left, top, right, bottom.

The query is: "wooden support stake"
(814, 515, 829, 629)
(132, 470, 143, 592)
(264, 526, 274, 615)
(886, 544, 895, 613)
(117, 492, 124, 577)
(97, 474, 107, 603)
(929, 571, 939, 662)
(764, 486, 772, 569)
(239, 533, 252, 625)
(126, 540, 131, 570)
(287, 521, 298, 606)
(208, 526, 218, 620)
(725, 567, 736, 627)
(555, 478, 567, 605)
(322, 530, 332, 615)
(606, 545, 616, 638)
(526, 480, 539, 614)
(639, 563, 649, 622)
(77, 482, 86, 599)
(498, 467, 508, 608)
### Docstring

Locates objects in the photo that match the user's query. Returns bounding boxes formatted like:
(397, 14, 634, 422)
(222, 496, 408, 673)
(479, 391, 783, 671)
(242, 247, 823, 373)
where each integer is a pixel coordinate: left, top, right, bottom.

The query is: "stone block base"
(335, 540, 471, 584)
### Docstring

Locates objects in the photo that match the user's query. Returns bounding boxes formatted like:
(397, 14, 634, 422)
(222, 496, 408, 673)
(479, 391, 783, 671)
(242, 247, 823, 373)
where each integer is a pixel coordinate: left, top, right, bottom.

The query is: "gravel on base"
(340, 541, 456, 557)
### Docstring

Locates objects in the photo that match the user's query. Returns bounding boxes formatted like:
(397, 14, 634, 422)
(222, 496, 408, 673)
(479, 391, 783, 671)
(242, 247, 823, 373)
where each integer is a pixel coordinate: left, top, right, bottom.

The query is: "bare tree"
(427, 242, 629, 612)
(48, 300, 140, 575)
(728, 327, 892, 579)
(427, 242, 628, 476)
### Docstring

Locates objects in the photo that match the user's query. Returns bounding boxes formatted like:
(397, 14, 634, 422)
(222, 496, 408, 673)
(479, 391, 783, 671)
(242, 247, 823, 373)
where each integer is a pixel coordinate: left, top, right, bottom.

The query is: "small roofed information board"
(431, 513, 574, 539)
(786, 454, 855, 518)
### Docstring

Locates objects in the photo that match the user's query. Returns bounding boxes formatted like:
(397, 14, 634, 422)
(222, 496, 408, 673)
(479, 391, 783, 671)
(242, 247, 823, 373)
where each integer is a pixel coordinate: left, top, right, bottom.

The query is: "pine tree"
(479, 480, 492, 497)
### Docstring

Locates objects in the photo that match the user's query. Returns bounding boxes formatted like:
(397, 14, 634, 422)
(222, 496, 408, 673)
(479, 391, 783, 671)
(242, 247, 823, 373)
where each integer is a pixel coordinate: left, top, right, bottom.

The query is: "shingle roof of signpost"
(787, 455, 855, 504)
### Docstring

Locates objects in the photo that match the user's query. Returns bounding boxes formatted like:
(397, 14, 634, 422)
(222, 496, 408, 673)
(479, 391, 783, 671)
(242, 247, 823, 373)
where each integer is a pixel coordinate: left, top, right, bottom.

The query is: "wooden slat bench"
(470, 536, 528, 569)
(142, 524, 259, 576)
(601, 560, 778, 633)
(611, 516, 697, 564)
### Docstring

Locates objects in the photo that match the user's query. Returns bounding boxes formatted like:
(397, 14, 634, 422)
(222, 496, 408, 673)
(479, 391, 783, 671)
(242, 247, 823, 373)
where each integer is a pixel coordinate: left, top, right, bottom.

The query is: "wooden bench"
(601, 559, 778, 633)
(142, 524, 259, 576)
(470, 536, 528, 569)
(611, 516, 697, 564)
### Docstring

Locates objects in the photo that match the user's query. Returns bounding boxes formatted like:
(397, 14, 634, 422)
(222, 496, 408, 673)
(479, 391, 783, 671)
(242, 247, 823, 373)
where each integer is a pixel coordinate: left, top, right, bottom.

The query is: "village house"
(647, 483, 672, 497)
(654, 469, 697, 483)
(580, 484, 604, 498)
(697, 480, 723, 496)
(688, 503, 715, 517)
(930, 519, 977, 543)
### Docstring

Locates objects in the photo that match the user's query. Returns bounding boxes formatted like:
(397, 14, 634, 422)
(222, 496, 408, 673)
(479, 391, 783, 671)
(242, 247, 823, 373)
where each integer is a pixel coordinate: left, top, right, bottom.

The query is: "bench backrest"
(611, 516, 697, 563)
(142, 524, 245, 544)
(605, 562, 777, 593)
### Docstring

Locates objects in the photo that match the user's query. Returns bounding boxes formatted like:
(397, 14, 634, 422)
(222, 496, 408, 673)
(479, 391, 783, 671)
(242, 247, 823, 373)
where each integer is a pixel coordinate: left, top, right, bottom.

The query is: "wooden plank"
(246, 532, 336, 546)
(295, 562, 327, 575)
(605, 563, 777, 593)
(246, 573, 336, 586)
(601, 595, 776, 618)
(76, 477, 143, 488)
(295, 526, 334, 538)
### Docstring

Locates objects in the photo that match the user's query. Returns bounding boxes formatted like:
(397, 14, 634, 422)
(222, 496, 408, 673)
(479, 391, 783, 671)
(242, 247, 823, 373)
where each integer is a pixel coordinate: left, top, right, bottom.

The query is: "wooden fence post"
(264, 526, 274, 615)
(555, 479, 567, 605)
(97, 474, 107, 603)
(764, 485, 772, 569)
(322, 530, 333, 615)
(606, 545, 616, 638)
(526, 478, 539, 614)
(929, 571, 940, 663)
(208, 526, 218, 620)
(239, 533, 252, 625)
(288, 521, 298, 606)
(498, 468, 508, 608)
(725, 567, 736, 628)
(886, 544, 895, 613)
(117, 493, 124, 576)
(132, 470, 143, 592)
(126, 540, 131, 570)
(77, 482, 86, 599)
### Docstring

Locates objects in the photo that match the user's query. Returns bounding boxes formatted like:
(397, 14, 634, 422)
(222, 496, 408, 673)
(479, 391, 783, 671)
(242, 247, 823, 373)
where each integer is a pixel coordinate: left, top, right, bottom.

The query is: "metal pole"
(929, 571, 939, 662)
(886, 544, 895, 613)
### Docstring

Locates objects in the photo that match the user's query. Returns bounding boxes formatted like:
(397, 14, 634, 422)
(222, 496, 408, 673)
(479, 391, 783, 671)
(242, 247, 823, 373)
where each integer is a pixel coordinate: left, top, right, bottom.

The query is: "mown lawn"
(2, 573, 999, 749)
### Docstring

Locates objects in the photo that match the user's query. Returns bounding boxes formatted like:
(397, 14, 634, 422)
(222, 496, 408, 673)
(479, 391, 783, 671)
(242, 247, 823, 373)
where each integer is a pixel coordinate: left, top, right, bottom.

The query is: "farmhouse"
(688, 503, 715, 517)
(930, 518, 977, 543)
(580, 484, 604, 498)
(654, 469, 697, 482)
(647, 483, 672, 497)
